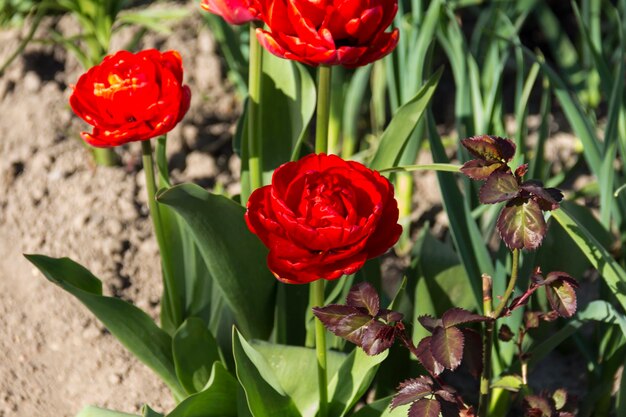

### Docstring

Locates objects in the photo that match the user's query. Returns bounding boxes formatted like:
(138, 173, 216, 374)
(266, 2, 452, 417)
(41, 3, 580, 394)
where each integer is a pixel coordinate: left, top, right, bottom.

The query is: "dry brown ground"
(0, 4, 241, 415)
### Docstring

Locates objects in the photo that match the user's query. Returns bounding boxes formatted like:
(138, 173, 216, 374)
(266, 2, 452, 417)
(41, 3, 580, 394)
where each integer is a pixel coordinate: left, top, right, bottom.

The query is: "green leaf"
(173, 317, 222, 395)
(157, 184, 276, 339)
(491, 374, 525, 392)
(252, 341, 346, 417)
(237, 52, 316, 202)
(142, 406, 164, 417)
(167, 362, 238, 417)
(369, 68, 443, 172)
(76, 406, 139, 417)
(154, 136, 187, 334)
(328, 347, 389, 416)
(352, 397, 409, 417)
(24, 255, 185, 400)
(497, 199, 546, 250)
(412, 228, 477, 342)
(552, 208, 626, 311)
(426, 113, 493, 307)
(117, 7, 189, 35)
(232, 329, 301, 417)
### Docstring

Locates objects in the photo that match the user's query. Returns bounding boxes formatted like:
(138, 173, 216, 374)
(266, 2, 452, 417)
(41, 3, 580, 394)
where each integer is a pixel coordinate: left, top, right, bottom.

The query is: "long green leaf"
(252, 341, 345, 417)
(327, 348, 389, 417)
(24, 255, 185, 400)
(369, 68, 443, 172)
(77, 407, 139, 417)
(232, 329, 301, 417)
(529, 300, 626, 368)
(426, 113, 494, 308)
(237, 52, 316, 202)
(156, 184, 276, 340)
(552, 209, 626, 311)
(167, 362, 238, 417)
(172, 317, 222, 395)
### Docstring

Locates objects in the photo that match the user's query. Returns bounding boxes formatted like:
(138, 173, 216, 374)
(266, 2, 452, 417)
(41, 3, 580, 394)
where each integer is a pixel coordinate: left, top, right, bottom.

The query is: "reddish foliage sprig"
(460, 135, 564, 251)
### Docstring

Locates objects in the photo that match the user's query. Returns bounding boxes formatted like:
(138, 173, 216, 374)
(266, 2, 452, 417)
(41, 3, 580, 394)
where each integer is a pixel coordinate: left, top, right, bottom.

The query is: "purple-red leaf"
(312, 305, 363, 328)
(521, 180, 563, 211)
(379, 309, 404, 323)
(498, 324, 514, 342)
(542, 271, 579, 288)
(346, 282, 380, 316)
(515, 163, 529, 179)
(461, 328, 483, 378)
(462, 135, 516, 162)
(524, 396, 554, 417)
(460, 159, 504, 180)
(546, 280, 578, 318)
(313, 305, 371, 345)
(418, 315, 442, 332)
(497, 199, 547, 250)
(409, 399, 441, 417)
(391, 376, 434, 409)
(361, 321, 396, 355)
(413, 337, 445, 375)
(435, 387, 457, 403)
(431, 326, 465, 371)
(479, 171, 520, 204)
(442, 308, 490, 328)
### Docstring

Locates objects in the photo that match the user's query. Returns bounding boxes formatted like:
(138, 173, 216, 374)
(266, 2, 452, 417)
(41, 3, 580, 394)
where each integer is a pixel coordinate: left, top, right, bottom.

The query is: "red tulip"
(200, 0, 260, 25)
(245, 153, 402, 284)
(255, 0, 399, 68)
(69, 49, 191, 148)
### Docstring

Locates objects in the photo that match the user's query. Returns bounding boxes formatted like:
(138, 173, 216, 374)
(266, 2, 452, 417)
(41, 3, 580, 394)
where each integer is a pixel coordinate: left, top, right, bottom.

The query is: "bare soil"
(0, 4, 241, 416)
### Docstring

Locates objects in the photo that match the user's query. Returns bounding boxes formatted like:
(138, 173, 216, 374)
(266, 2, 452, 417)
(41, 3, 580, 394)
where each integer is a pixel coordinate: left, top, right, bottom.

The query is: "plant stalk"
(312, 280, 328, 417)
(312, 64, 332, 417)
(478, 249, 520, 417)
(141, 140, 181, 327)
(247, 21, 264, 201)
(478, 274, 494, 417)
(493, 249, 520, 318)
(315, 66, 332, 154)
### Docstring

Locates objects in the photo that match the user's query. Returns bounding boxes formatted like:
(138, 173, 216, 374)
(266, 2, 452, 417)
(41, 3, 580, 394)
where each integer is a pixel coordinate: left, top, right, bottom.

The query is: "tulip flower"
(200, 0, 260, 25)
(255, 0, 399, 68)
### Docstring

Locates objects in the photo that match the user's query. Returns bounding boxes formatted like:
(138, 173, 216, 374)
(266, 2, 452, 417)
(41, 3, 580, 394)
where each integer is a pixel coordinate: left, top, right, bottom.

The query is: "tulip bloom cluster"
(200, 0, 260, 25)
(255, 0, 399, 67)
(70, 50, 191, 147)
(245, 154, 401, 283)
(199, 0, 400, 68)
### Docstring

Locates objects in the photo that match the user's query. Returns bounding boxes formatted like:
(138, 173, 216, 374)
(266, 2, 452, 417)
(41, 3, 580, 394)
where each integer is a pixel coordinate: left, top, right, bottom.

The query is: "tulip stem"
(247, 21, 264, 203)
(312, 64, 332, 417)
(141, 140, 181, 328)
(315, 65, 332, 155)
(92, 146, 119, 166)
(312, 279, 328, 417)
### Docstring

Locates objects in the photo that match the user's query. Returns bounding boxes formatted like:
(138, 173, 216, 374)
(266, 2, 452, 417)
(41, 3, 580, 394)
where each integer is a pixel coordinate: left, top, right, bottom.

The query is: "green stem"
(478, 274, 494, 417)
(141, 140, 181, 327)
(312, 64, 332, 417)
(493, 249, 520, 318)
(312, 279, 328, 417)
(247, 21, 264, 199)
(478, 249, 520, 417)
(315, 66, 332, 154)
(92, 146, 119, 166)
